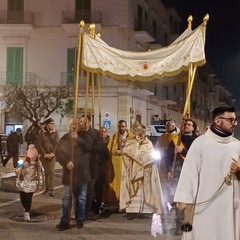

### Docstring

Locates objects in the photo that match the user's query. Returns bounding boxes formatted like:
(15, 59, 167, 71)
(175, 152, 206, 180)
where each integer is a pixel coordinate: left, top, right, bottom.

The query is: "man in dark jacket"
(55, 115, 106, 230)
(3, 128, 23, 168)
(38, 118, 59, 196)
(77, 115, 108, 220)
(166, 118, 198, 235)
(55, 118, 81, 231)
(25, 120, 42, 148)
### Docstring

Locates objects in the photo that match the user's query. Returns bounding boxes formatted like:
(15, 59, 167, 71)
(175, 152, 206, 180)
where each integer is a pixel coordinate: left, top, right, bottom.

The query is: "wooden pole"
(97, 73, 102, 129)
(85, 71, 90, 116)
(91, 72, 95, 128)
(171, 64, 197, 173)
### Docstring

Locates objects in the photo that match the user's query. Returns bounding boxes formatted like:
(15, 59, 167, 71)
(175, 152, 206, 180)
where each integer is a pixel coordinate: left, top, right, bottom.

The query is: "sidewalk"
(0, 158, 63, 192)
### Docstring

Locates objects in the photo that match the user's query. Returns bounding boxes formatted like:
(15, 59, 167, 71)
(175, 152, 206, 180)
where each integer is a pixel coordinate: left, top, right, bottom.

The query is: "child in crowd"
(16, 144, 44, 221)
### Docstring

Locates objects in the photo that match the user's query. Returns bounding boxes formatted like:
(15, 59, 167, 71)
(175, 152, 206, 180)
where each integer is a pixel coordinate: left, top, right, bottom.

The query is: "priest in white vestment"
(174, 106, 240, 240)
(119, 122, 164, 216)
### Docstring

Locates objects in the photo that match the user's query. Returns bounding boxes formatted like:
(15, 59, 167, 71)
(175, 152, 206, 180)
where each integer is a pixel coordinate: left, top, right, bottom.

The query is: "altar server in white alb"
(174, 106, 240, 240)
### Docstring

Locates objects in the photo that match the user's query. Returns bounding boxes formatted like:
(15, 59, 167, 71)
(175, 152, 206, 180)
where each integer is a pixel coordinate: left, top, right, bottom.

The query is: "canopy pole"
(97, 73, 102, 129)
(91, 72, 95, 128)
(186, 63, 194, 118)
(171, 65, 197, 172)
(88, 23, 96, 126)
(85, 71, 90, 116)
(185, 16, 193, 119)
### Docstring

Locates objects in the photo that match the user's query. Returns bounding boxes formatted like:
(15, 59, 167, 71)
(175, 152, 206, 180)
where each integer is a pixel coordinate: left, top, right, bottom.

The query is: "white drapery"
(82, 23, 206, 81)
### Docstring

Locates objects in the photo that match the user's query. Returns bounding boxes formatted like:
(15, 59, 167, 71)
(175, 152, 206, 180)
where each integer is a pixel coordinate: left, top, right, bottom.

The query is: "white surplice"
(174, 128, 240, 240)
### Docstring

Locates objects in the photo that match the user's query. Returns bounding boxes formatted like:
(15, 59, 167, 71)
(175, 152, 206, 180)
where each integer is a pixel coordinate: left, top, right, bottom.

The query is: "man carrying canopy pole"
(67, 19, 85, 226)
(55, 20, 85, 231)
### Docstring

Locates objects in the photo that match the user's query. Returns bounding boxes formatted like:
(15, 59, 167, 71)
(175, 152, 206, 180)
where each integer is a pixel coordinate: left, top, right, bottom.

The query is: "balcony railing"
(61, 72, 75, 86)
(134, 18, 155, 37)
(0, 72, 49, 86)
(0, 10, 34, 24)
(62, 10, 102, 24)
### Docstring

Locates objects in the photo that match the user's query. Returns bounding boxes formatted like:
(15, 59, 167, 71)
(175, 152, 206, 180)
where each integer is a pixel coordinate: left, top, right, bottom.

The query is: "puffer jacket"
(16, 156, 44, 193)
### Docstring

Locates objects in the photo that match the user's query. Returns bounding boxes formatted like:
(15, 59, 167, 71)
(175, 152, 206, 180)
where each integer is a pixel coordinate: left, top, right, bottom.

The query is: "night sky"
(164, 1, 240, 108)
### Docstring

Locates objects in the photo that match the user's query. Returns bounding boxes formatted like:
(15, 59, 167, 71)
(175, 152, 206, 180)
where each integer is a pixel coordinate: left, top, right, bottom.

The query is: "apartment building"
(0, 0, 235, 136)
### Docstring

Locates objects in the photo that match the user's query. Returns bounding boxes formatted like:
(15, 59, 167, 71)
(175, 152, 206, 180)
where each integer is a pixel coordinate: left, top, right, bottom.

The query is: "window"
(7, 0, 24, 23)
(6, 47, 23, 85)
(152, 20, 157, 38)
(75, 0, 91, 22)
(67, 48, 77, 85)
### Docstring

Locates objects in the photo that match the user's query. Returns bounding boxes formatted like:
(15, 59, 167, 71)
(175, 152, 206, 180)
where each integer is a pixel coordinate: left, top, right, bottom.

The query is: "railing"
(62, 10, 102, 24)
(61, 72, 75, 86)
(0, 72, 49, 86)
(0, 10, 34, 24)
(134, 18, 154, 37)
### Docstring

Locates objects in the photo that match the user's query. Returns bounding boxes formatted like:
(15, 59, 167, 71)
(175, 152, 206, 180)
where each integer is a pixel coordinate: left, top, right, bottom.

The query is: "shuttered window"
(6, 47, 23, 85)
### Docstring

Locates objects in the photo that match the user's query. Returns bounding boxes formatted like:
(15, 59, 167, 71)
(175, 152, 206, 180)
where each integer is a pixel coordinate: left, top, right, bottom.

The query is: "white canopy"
(82, 23, 206, 81)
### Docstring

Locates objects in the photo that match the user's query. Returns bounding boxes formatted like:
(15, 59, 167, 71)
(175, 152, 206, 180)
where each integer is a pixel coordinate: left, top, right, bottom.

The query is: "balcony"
(62, 10, 102, 24)
(209, 89, 216, 95)
(149, 95, 177, 106)
(61, 72, 75, 86)
(0, 72, 49, 87)
(134, 19, 155, 43)
(0, 10, 34, 24)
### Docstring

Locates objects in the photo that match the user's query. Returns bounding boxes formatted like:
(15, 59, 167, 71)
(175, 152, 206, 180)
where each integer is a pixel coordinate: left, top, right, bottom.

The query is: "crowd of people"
(2, 106, 240, 240)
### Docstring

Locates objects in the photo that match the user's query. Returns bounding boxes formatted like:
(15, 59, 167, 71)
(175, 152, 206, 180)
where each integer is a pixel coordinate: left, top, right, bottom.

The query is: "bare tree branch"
(1, 85, 74, 123)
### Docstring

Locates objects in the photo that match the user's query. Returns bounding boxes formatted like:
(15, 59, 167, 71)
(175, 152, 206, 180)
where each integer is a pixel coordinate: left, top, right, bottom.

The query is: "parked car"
(146, 124, 180, 146)
(146, 125, 166, 146)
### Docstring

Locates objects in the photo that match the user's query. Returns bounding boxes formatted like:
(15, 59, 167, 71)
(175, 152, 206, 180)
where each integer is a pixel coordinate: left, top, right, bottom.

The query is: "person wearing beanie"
(15, 144, 44, 221)
(37, 117, 59, 196)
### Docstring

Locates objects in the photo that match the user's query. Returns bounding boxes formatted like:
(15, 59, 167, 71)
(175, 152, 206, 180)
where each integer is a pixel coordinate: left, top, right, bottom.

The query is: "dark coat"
(56, 128, 108, 188)
(166, 133, 198, 171)
(6, 132, 23, 154)
(76, 128, 107, 182)
(55, 132, 72, 185)
(37, 126, 59, 156)
(25, 125, 41, 147)
(56, 131, 93, 186)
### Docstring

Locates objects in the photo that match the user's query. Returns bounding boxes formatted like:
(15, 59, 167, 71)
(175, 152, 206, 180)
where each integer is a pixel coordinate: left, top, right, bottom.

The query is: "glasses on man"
(218, 117, 238, 124)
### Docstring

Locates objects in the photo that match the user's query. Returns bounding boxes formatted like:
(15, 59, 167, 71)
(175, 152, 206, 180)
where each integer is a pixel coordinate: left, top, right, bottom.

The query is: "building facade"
(0, 0, 236, 136)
